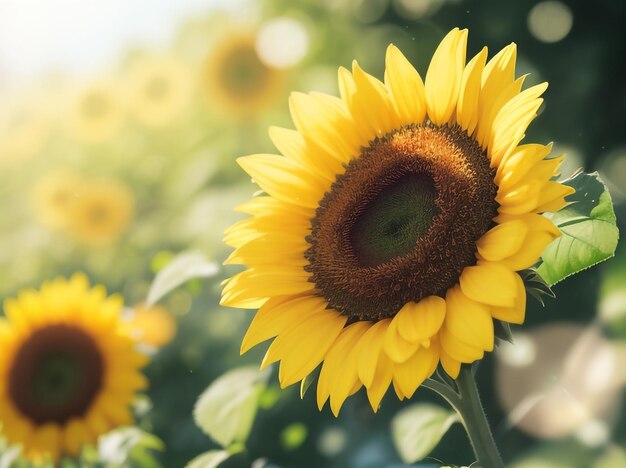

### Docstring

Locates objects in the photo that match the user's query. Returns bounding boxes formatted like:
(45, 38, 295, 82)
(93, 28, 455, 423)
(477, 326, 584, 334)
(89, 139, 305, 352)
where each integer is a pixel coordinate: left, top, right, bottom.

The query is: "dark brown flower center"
(8, 324, 104, 424)
(305, 123, 499, 321)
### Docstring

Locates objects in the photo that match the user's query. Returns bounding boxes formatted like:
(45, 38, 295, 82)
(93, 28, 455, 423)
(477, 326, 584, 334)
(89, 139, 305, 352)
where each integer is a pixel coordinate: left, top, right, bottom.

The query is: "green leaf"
(146, 250, 218, 305)
(185, 450, 232, 468)
(98, 427, 164, 467)
(537, 171, 619, 286)
(193, 366, 270, 448)
(390, 403, 460, 464)
(520, 269, 555, 306)
(494, 320, 515, 345)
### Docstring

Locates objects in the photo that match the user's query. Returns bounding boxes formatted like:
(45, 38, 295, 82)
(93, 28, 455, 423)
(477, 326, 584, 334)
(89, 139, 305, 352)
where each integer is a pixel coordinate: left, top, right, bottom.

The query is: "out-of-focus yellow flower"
(129, 304, 177, 348)
(65, 179, 134, 245)
(201, 30, 284, 117)
(0, 274, 148, 463)
(68, 81, 124, 144)
(31, 171, 84, 231)
(0, 96, 49, 164)
(127, 55, 194, 127)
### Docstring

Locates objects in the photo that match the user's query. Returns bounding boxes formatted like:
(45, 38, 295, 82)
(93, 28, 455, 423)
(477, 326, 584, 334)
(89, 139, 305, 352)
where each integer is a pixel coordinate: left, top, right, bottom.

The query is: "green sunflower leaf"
(193, 366, 270, 448)
(494, 320, 515, 344)
(520, 269, 555, 306)
(146, 250, 218, 306)
(537, 170, 619, 286)
(391, 403, 460, 464)
(185, 448, 237, 468)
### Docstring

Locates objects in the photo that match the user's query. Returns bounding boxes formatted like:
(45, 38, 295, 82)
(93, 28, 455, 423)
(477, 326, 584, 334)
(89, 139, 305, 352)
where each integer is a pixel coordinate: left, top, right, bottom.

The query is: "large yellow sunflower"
(0, 274, 148, 463)
(221, 28, 574, 416)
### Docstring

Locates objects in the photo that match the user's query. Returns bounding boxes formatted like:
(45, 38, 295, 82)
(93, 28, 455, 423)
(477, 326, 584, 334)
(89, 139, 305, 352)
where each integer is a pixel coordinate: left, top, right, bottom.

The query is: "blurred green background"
(0, 0, 625, 466)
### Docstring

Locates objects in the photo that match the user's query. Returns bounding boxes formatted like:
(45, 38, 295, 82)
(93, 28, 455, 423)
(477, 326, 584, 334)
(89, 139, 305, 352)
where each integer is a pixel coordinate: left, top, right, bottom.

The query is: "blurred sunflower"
(66, 179, 134, 246)
(222, 28, 574, 415)
(201, 30, 283, 117)
(0, 274, 148, 462)
(68, 81, 124, 144)
(127, 55, 193, 127)
(128, 304, 177, 349)
(31, 171, 84, 231)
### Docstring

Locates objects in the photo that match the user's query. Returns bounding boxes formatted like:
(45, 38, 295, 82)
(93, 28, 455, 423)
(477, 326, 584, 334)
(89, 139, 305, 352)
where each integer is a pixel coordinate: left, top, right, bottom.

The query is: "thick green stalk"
(424, 366, 504, 468)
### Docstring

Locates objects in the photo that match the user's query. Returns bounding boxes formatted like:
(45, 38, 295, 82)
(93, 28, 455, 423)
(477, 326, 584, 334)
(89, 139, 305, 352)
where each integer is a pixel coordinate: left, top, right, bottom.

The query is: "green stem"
(425, 366, 504, 468)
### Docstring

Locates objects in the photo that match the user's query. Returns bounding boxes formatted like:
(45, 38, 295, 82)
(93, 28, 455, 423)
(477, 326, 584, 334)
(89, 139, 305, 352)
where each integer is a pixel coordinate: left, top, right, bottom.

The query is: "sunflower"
(128, 304, 177, 349)
(201, 29, 284, 117)
(31, 170, 84, 231)
(68, 81, 124, 144)
(221, 28, 575, 416)
(127, 55, 193, 127)
(0, 274, 148, 462)
(65, 179, 134, 246)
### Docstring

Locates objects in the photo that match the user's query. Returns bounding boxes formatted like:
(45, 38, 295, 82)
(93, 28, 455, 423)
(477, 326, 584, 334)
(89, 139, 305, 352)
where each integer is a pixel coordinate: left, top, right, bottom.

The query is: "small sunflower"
(65, 179, 134, 246)
(127, 55, 193, 127)
(31, 171, 83, 231)
(68, 81, 124, 144)
(0, 274, 148, 462)
(221, 28, 575, 415)
(202, 29, 283, 117)
(128, 304, 177, 349)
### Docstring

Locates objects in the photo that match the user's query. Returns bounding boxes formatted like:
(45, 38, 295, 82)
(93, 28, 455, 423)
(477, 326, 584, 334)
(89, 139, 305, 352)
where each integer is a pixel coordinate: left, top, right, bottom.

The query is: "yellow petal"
(440, 348, 461, 379)
(456, 47, 488, 135)
(235, 196, 312, 218)
(459, 262, 518, 308)
(497, 179, 543, 215)
(317, 322, 370, 412)
(425, 28, 468, 125)
(366, 353, 394, 412)
(289, 91, 360, 165)
(241, 295, 322, 354)
(493, 213, 561, 270)
(393, 341, 439, 398)
(476, 220, 528, 262)
(535, 181, 576, 213)
(384, 44, 427, 126)
(220, 267, 313, 308)
(225, 231, 309, 266)
(489, 82, 548, 167)
(445, 285, 494, 351)
(395, 296, 446, 343)
(268, 306, 347, 387)
(350, 61, 399, 137)
(440, 325, 484, 363)
(383, 315, 420, 363)
(237, 154, 326, 209)
(476, 43, 518, 147)
(356, 319, 390, 387)
(268, 126, 336, 184)
(491, 272, 527, 324)
(495, 143, 553, 187)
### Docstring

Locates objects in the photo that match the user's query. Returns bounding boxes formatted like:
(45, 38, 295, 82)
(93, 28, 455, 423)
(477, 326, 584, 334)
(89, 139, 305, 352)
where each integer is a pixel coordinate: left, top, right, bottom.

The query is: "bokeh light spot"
(528, 1, 573, 43)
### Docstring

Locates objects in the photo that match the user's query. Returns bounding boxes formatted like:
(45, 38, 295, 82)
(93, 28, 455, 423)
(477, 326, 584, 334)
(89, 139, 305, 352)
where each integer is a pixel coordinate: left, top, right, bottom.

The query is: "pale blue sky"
(0, 0, 244, 85)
